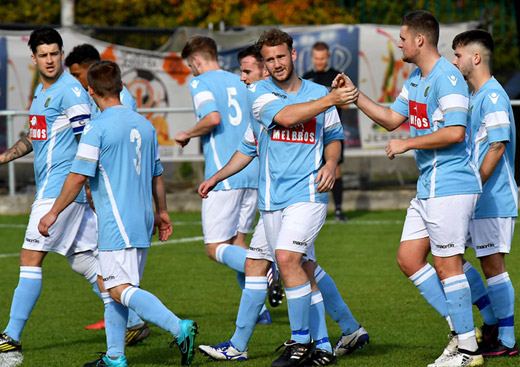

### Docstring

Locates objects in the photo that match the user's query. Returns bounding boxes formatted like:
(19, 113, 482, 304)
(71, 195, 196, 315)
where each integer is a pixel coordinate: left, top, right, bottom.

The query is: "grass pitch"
(0, 210, 518, 367)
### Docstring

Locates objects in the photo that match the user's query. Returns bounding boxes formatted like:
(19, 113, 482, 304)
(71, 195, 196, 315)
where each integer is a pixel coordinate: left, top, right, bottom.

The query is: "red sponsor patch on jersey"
(29, 115, 47, 140)
(409, 101, 430, 129)
(271, 118, 316, 144)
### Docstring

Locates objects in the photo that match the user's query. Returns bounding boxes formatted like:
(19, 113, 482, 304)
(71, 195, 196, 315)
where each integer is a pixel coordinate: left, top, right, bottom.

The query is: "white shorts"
(98, 248, 148, 289)
(202, 188, 258, 243)
(262, 202, 326, 260)
(246, 218, 275, 262)
(401, 194, 478, 258)
(467, 217, 515, 257)
(23, 199, 97, 257)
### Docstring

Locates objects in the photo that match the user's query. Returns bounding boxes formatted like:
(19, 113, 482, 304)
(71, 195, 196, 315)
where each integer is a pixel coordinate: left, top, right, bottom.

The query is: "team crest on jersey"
(271, 118, 316, 144)
(29, 115, 47, 140)
(190, 79, 199, 89)
(44, 97, 51, 108)
(424, 86, 430, 97)
(470, 105, 474, 112)
(409, 101, 430, 129)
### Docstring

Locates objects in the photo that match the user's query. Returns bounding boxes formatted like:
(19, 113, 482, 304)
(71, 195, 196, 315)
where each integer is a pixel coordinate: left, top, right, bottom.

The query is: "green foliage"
(0, 210, 519, 366)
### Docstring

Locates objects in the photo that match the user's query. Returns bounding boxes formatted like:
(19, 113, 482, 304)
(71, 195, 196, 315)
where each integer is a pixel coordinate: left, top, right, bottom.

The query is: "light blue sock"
(237, 271, 245, 290)
(215, 244, 246, 273)
(315, 266, 359, 335)
(286, 282, 311, 344)
(103, 293, 128, 359)
(487, 272, 516, 348)
(127, 309, 145, 328)
(230, 276, 268, 352)
(91, 280, 102, 299)
(120, 286, 181, 338)
(442, 274, 477, 351)
(4, 267, 42, 341)
(409, 264, 448, 318)
(463, 262, 498, 325)
(309, 291, 332, 353)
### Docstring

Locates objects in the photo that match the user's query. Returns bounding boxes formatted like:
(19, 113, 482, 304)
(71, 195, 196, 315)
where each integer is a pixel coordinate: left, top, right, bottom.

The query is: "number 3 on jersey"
(130, 129, 142, 175)
(227, 87, 242, 126)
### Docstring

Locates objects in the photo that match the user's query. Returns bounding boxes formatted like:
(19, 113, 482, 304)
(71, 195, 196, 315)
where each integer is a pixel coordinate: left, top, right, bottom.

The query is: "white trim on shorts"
(23, 199, 97, 257)
(401, 194, 478, 257)
(467, 217, 515, 257)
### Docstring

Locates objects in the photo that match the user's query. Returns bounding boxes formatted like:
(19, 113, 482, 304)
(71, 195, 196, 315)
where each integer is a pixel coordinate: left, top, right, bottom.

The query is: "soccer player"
(65, 43, 150, 344)
(303, 42, 347, 222)
(65, 44, 137, 119)
(335, 11, 483, 367)
(452, 29, 518, 357)
(175, 36, 260, 305)
(0, 27, 98, 367)
(38, 60, 198, 367)
(198, 29, 363, 366)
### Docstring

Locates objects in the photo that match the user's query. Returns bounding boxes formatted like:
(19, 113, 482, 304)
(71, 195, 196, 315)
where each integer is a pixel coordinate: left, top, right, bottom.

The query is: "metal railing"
(2, 101, 520, 196)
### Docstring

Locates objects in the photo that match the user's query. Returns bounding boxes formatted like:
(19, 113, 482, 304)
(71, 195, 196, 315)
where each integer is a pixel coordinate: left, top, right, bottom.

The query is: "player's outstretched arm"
(385, 125, 465, 160)
(316, 140, 341, 193)
(38, 172, 87, 237)
(152, 174, 172, 242)
(333, 73, 406, 131)
(0, 132, 33, 165)
(479, 141, 506, 184)
(199, 150, 254, 198)
(273, 87, 358, 128)
(174, 111, 221, 147)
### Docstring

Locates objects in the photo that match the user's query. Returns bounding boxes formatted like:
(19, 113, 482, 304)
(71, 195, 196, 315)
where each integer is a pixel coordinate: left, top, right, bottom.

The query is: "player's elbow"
(452, 128, 465, 144)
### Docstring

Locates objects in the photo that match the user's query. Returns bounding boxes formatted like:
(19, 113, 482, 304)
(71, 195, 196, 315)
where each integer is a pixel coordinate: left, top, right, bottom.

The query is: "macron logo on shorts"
(435, 243, 455, 249)
(292, 240, 307, 247)
(476, 243, 495, 250)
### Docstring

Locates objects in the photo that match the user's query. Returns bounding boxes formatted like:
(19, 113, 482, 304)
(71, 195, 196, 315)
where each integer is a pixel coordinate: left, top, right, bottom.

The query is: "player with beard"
(198, 30, 362, 367)
(335, 11, 483, 367)
(453, 29, 518, 357)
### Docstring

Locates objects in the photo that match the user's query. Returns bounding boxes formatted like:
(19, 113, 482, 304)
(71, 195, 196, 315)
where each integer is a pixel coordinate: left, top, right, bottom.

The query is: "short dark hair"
(87, 60, 122, 98)
(256, 29, 293, 50)
(452, 29, 495, 54)
(237, 44, 262, 64)
(181, 36, 218, 61)
(65, 44, 100, 68)
(312, 42, 329, 52)
(28, 27, 63, 54)
(401, 10, 439, 47)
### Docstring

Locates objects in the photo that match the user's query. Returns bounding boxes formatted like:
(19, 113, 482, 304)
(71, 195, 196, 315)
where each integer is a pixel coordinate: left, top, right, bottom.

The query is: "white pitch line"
(0, 236, 205, 259)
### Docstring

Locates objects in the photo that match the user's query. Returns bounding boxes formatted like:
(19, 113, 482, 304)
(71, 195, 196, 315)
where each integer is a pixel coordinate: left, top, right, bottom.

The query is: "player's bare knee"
(205, 243, 219, 261)
(480, 254, 506, 279)
(20, 249, 46, 267)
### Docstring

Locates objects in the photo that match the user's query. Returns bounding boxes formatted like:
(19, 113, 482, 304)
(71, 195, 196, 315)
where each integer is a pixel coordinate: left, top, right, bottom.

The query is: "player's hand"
(153, 211, 172, 242)
(38, 212, 58, 237)
(198, 178, 217, 199)
(329, 87, 359, 107)
(174, 131, 191, 147)
(386, 139, 409, 160)
(332, 73, 355, 89)
(85, 186, 96, 213)
(315, 163, 336, 193)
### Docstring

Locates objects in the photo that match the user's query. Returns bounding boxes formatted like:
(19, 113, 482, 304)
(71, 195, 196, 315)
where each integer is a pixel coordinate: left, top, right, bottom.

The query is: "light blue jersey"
(71, 105, 163, 251)
(189, 70, 258, 190)
(241, 78, 343, 211)
(29, 72, 90, 202)
(391, 57, 481, 198)
(470, 77, 517, 218)
(90, 85, 136, 119)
